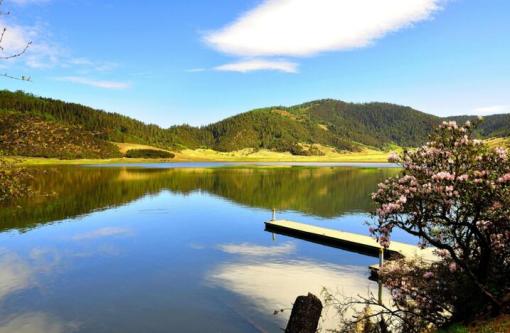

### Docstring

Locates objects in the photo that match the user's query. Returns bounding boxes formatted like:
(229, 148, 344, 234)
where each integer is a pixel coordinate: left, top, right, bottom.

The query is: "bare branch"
(1, 73, 31, 81)
(0, 41, 32, 60)
(0, 27, 6, 49)
(0, 0, 32, 81)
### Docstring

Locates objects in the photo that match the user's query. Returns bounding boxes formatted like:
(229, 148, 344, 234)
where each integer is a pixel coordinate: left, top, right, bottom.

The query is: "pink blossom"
(388, 152, 401, 163)
(495, 147, 508, 160)
(497, 173, 510, 183)
(432, 171, 455, 181)
(457, 174, 469, 181)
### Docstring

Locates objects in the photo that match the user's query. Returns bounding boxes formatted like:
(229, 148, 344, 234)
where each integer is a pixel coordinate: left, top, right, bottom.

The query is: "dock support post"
(379, 247, 384, 268)
(272, 208, 276, 221)
(378, 247, 384, 305)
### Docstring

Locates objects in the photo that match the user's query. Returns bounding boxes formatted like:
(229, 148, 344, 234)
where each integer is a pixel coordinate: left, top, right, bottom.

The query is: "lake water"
(0, 163, 404, 333)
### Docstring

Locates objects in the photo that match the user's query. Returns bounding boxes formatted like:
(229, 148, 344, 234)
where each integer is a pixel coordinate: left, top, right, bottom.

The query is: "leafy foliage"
(125, 149, 175, 159)
(0, 111, 121, 159)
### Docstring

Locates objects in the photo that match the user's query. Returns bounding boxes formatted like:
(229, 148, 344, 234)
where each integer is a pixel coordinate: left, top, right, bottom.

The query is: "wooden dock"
(264, 219, 438, 274)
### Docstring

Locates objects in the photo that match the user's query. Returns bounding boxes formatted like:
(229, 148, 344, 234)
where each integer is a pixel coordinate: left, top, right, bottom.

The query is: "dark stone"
(285, 293, 323, 333)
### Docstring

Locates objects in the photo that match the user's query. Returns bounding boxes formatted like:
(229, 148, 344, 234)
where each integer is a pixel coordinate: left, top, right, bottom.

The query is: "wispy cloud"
(473, 105, 510, 116)
(7, 0, 51, 5)
(186, 68, 206, 73)
(66, 57, 119, 72)
(56, 76, 131, 90)
(1, 16, 120, 75)
(72, 227, 132, 240)
(214, 59, 298, 73)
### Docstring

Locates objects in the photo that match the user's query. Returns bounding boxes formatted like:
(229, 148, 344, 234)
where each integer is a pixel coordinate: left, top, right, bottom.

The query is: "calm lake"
(0, 163, 405, 333)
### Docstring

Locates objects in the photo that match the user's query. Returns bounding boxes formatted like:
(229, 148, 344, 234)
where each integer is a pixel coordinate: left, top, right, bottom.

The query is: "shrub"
(125, 149, 174, 159)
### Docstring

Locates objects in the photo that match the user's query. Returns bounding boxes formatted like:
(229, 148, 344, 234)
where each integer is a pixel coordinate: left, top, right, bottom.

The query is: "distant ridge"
(0, 90, 508, 159)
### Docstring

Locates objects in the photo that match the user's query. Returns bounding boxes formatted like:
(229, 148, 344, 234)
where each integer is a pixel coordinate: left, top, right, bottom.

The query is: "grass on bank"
(485, 137, 510, 149)
(8, 147, 392, 166)
(437, 314, 510, 333)
(7, 137, 510, 166)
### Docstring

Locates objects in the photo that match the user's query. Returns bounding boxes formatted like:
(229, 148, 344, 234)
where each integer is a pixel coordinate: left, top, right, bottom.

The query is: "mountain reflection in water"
(0, 165, 398, 232)
(0, 164, 398, 332)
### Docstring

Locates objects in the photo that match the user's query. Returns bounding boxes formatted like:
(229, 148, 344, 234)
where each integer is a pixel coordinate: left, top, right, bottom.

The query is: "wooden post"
(379, 247, 384, 268)
(378, 247, 384, 305)
(285, 293, 323, 333)
(272, 208, 276, 221)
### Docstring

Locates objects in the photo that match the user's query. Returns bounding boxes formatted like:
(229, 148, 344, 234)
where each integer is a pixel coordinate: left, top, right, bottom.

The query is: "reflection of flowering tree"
(370, 119, 510, 324)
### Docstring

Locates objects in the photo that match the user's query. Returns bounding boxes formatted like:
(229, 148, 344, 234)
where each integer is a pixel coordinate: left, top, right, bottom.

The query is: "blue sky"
(1, 0, 509, 127)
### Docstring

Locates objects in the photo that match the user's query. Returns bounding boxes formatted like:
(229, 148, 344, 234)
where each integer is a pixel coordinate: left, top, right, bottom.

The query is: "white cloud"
(56, 76, 131, 90)
(0, 19, 64, 69)
(205, 0, 442, 57)
(0, 22, 33, 57)
(214, 59, 298, 73)
(473, 105, 510, 116)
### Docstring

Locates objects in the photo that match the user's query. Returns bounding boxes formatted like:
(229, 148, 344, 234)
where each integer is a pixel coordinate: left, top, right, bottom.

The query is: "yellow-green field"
(8, 147, 392, 166)
(6, 156, 176, 166)
(112, 142, 173, 154)
(9, 137, 509, 166)
(485, 137, 510, 148)
(174, 147, 391, 162)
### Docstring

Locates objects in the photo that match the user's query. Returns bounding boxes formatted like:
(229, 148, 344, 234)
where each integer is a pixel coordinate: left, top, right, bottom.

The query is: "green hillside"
(447, 114, 510, 137)
(0, 111, 121, 159)
(0, 90, 509, 159)
(205, 100, 440, 152)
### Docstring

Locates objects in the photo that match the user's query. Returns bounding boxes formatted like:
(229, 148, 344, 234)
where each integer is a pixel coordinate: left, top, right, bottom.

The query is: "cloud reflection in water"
(0, 312, 79, 333)
(209, 242, 378, 330)
(218, 242, 296, 256)
(0, 250, 79, 333)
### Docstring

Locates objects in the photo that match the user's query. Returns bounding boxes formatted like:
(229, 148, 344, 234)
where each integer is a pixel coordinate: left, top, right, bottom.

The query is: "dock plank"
(265, 220, 438, 263)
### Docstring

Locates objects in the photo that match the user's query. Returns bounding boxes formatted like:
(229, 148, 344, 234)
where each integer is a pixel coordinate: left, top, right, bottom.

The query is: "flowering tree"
(371, 119, 510, 323)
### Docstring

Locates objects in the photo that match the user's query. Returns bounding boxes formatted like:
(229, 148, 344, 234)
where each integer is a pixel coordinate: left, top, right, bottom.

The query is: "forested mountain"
(447, 114, 510, 138)
(0, 90, 205, 150)
(205, 100, 440, 152)
(0, 90, 509, 158)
